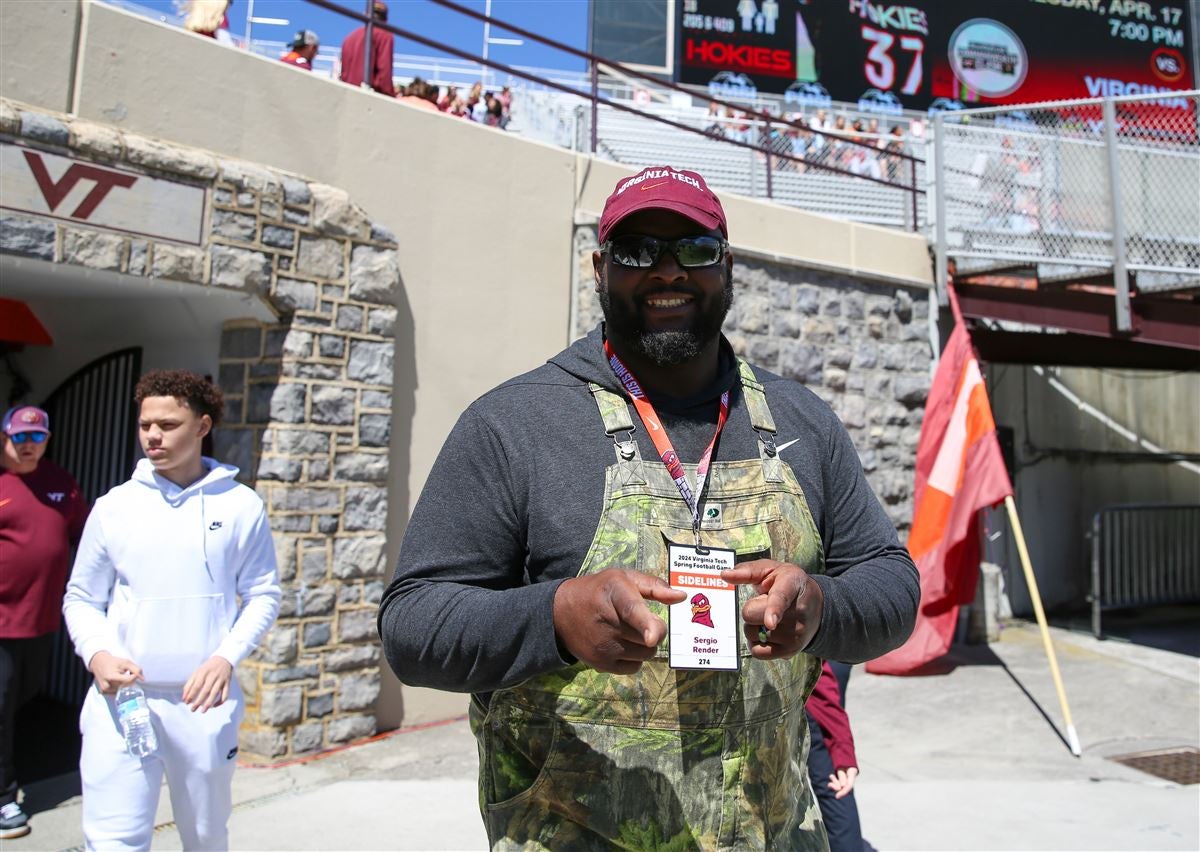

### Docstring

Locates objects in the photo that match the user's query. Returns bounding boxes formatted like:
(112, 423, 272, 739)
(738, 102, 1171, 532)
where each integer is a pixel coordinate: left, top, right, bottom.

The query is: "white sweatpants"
(79, 681, 243, 851)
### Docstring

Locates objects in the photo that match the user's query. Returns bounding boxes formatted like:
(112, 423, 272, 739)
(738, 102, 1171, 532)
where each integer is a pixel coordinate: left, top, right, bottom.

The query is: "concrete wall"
(0, 0, 79, 114)
(2, 0, 933, 728)
(986, 364, 1200, 614)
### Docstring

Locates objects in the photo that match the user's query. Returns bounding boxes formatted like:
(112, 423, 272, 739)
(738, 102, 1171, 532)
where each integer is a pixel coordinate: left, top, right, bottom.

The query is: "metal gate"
(1090, 503, 1200, 639)
(41, 347, 142, 706)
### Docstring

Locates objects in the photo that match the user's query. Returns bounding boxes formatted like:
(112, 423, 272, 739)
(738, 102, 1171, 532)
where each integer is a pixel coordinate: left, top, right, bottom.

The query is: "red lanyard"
(604, 339, 729, 544)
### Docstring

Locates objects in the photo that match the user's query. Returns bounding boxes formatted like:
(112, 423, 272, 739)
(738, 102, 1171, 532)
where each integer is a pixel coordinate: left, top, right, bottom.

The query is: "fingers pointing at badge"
(553, 568, 685, 674)
(720, 559, 824, 659)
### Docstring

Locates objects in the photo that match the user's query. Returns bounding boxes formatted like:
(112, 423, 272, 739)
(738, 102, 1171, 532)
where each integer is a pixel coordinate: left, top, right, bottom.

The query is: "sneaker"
(0, 801, 30, 839)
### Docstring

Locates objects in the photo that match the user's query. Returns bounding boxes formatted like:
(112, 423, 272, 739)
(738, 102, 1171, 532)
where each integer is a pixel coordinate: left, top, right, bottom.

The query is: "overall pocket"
(478, 697, 559, 811)
(122, 593, 227, 685)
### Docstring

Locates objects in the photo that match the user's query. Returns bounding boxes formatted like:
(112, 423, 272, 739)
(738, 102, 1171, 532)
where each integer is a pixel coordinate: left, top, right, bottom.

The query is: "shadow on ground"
(1053, 605, 1200, 657)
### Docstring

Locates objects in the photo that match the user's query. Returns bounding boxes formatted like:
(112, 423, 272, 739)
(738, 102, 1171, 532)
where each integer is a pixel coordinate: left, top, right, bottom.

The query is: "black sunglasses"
(602, 235, 728, 269)
(9, 431, 48, 444)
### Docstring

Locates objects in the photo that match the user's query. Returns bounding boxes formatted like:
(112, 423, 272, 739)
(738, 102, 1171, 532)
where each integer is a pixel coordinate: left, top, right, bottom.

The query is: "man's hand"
(720, 559, 824, 659)
(553, 568, 687, 674)
(182, 656, 233, 712)
(88, 651, 143, 694)
(828, 767, 859, 799)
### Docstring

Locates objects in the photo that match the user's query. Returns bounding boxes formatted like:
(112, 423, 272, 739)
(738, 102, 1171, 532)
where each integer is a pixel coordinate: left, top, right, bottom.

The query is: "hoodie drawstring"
(201, 488, 213, 581)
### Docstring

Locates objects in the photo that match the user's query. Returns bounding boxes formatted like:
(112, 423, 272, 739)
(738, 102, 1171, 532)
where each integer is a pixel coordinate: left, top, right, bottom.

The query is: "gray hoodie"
(379, 326, 918, 694)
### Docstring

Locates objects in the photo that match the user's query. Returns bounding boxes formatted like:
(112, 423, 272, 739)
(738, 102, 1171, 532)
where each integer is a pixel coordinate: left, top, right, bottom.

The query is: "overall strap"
(588, 383, 646, 484)
(737, 360, 784, 483)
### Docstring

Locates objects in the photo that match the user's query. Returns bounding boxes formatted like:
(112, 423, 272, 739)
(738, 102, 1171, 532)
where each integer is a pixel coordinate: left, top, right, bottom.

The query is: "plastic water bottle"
(115, 684, 158, 757)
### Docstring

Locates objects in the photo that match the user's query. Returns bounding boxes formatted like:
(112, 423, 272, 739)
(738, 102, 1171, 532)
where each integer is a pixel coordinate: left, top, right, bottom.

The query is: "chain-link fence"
(930, 91, 1200, 307)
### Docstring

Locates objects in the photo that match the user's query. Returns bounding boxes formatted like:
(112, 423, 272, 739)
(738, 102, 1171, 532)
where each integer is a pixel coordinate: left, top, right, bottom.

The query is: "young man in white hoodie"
(63, 370, 280, 851)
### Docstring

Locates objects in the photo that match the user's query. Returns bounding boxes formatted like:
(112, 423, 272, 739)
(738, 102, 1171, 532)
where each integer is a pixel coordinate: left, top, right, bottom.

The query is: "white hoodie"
(64, 457, 281, 687)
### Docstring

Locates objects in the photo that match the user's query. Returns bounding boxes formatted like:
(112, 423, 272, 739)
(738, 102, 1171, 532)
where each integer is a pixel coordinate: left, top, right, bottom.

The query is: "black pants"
(0, 634, 54, 806)
(807, 714, 863, 851)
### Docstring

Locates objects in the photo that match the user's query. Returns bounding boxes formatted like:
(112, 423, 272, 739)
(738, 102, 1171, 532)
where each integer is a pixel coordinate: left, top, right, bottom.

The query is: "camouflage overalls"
(470, 362, 828, 851)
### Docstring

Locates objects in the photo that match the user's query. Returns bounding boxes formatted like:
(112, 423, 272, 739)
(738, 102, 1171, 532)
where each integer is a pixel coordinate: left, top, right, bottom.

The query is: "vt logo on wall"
(0, 143, 205, 245)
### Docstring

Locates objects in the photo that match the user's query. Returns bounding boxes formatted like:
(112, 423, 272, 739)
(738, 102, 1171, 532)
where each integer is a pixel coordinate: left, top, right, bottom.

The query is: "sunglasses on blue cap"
(9, 432, 48, 444)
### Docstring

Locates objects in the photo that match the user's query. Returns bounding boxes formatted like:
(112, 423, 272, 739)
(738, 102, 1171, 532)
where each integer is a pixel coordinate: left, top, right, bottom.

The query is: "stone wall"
(0, 98, 398, 760)
(574, 226, 932, 535)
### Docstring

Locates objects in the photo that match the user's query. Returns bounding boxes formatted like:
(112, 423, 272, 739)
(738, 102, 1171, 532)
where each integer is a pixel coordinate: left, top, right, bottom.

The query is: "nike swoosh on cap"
(640, 182, 668, 191)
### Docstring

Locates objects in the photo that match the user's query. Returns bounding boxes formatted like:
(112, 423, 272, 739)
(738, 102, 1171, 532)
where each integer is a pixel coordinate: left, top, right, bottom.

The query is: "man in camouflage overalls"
(379, 165, 920, 850)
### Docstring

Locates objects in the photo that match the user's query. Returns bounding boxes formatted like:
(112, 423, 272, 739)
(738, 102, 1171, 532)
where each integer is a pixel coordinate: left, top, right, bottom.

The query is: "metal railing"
(292, 0, 926, 231)
(1089, 504, 1200, 638)
(930, 92, 1200, 319)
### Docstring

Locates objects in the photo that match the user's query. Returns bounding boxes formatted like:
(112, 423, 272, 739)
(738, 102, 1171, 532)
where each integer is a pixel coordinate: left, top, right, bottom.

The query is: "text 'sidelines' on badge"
(668, 543, 739, 671)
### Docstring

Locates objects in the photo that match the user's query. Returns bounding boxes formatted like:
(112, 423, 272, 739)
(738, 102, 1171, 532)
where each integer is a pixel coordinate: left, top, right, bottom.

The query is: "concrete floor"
(10, 620, 1199, 851)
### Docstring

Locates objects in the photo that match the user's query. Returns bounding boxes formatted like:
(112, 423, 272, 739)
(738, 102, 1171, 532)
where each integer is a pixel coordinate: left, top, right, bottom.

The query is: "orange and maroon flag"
(867, 292, 1012, 675)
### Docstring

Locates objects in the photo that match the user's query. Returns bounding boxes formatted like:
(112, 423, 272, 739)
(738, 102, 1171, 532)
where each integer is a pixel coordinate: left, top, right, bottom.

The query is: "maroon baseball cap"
(2, 405, 50, 436)
(598, 166, 727, 244)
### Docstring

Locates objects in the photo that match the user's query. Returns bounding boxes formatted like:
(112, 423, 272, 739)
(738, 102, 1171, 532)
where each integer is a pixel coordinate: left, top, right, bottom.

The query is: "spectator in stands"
(471, 91, 490, 123)
(729, 108, 753, 143)
(339, 1, 396, 97)
(703, 102, 725, 138)
(485, 92, 504, 128)
(759, 121, 790, 171)
(438, 85, 459, 112)
(182, 0, 231, 43)
(830, 115, 850, 167)
(498, 86, 513, 127)
(785, 119, 808, 167)
(807, 110, 829, 160)
(399, 78, 439, 112)
(847, 144, 882, 180)
(882, 125, 907, 181)
(279, 30, 319, 71)
(464, 82, 484, 120)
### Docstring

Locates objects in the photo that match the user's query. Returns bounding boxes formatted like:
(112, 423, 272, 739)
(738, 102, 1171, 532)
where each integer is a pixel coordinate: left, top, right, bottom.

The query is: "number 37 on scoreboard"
(861, 25, 925, 96)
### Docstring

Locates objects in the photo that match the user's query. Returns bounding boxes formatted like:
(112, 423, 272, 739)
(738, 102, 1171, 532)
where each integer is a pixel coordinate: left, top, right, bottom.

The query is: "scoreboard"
(675, 0, 1196, 112)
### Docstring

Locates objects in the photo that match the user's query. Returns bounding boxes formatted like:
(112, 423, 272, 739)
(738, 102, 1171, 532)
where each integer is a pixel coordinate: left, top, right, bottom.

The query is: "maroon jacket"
(0, 460, 88, 637)
(339, 25, 396, 96)
(807, 661, 858, 771)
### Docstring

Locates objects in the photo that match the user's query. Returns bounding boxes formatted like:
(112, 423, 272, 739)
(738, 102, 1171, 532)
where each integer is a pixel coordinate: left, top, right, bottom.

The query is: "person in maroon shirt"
(805, 661, 863, 851)
(0, 406, 88, 840)
(338, 1, 397, 97)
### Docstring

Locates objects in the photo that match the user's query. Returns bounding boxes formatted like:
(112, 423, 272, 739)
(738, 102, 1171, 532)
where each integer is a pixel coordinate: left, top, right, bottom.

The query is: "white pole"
(482, 0, 492, 91)
(245, 0, 255, 48)
(1005, 495, 1082, 756)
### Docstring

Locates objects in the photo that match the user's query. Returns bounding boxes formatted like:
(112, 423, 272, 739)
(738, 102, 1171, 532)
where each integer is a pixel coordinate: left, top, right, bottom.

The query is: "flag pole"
(1003, 494, 1082, 757)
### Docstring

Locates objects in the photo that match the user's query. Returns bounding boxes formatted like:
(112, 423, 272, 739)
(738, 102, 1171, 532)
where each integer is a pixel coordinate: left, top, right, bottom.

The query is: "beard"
(598, 273, 734, 367)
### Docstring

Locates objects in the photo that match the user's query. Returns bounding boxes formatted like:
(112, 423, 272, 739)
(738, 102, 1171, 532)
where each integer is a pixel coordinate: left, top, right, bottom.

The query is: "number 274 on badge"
(667, 543, 740, 671)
